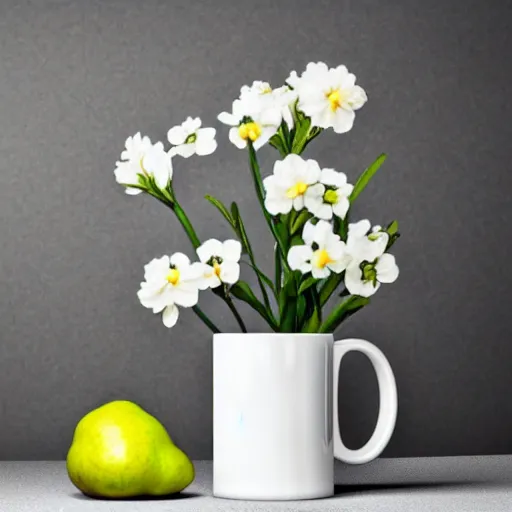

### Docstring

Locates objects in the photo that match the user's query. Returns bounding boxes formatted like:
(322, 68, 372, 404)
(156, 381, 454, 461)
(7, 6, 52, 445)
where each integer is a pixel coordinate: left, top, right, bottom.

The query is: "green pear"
(66, 400, 194, 498)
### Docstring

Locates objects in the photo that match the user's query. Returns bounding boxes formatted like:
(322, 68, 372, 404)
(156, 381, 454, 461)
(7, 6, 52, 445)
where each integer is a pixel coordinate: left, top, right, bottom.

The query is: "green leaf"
(241, 261, 277, 299)
(384, 220, 400, 251)
(319, 296, 370, 333)
(205, 195, 235, 228)
(279, 272, 298, 313)
(230, 202, 245, 241)
(279, 272, 299, 332)
(386, 220, 399, 236)
(300, 284, 322, 333)
(319, 273, 344, 307)
(296, 294, 307, 322)
(291, 209, 311, 235)
(231, 203, 275, 311)
(291, 117, 312, 154)
(290, 234, 304, 248)
(349, 153, 387, 203)
(248, 144, 290, 269)
(269, 134, 287, 157)
(280, 121, 292, 152)
(274, 217, 289, 247)
(298, 276, 318, 295)
(230, 281, 278, 331)
(302, 306, 321, 333)
(274, 244, 283, 294)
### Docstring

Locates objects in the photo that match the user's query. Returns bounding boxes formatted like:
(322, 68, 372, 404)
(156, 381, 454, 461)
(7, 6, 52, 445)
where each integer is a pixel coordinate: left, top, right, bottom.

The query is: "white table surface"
(1, 456, 512, 511)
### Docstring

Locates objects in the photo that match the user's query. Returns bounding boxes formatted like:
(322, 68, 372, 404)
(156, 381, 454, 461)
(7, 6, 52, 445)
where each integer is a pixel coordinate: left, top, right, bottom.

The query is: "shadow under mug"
(213, 333, 397, 501)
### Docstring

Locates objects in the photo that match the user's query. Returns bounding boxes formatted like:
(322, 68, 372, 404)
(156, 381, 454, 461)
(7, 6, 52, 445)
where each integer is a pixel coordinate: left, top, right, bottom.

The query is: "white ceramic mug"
(213, 333, 397, 500)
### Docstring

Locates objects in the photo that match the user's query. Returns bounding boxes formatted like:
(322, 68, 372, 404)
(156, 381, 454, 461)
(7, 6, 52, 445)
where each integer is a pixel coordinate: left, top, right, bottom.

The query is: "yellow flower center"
(166, 268, 180, 285)
(326, 88, 344, 111)
(213, 261, 222, 278)
(313, 249, 333, 269)
(261, 86, 272, 94)
(238, 122, 262, 141)
(323, 189, 339, 204)
(286, 181, 308, 199)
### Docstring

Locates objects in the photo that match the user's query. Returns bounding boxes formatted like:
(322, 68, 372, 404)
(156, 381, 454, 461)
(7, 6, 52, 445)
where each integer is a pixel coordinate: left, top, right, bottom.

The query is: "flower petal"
(348, 219, 371, 238)
(287, 245, 313, 273)
(114, 161, 139, 187)
(320, 168, 347, 188)
(218, 111, 239, 126)
(344, 264, 380, 297)
(265, 198, 292, 215)
(198, 265, 219, 290)
(315, 203, 333, 220)
(220, 261, 240, 284)
(195, 128, 217, 155)
(304, 159, 322, 184)
(197, 239, 223, 263)
(125, 187, 143, 195)
(171, 144, 196, 158)
(332, 197, 350, 219)
(302, 220, 316, 246)
(311, 220, 335, 247)
(167, 125, 187, 145)
(143, 255, 170, 282)
(375, 253, 399, 283)
(143, 147, 173, 189)
(293, 195, 305, 211)
(162, 304, 179, 328)
(311, 265, 331, 279)
(347, 85, 368, 110)
(170, 252, 190, 269)
(223, 239, 242, 263)
(172, 285, 199, 307)
(365, 233, 389, 261)
(228, 127, 247, 149)
(331, 109, 355, 134)
(253, 126, 277, 150)
(183, 261, 209, 282)
(183, 116, 201, 133)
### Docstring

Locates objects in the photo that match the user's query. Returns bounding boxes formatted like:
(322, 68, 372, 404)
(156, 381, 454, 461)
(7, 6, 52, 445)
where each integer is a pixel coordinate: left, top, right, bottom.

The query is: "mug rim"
(213, 332, 334, 339)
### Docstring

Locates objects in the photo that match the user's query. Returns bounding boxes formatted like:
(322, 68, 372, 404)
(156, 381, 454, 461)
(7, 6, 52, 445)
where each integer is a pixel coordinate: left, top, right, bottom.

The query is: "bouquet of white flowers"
(114, 62, 400, 333)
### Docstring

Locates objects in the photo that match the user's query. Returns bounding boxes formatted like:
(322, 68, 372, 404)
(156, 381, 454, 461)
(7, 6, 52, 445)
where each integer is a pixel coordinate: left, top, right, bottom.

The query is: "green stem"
(247, 143, 290, 269)
(225, 294, 248, 333)
(172, 198, 201, 249)
(274, 243, 283, 294)
(243, 256, 274, 312)
(192, 305, 221, 334)
(152, 186, 247, 333)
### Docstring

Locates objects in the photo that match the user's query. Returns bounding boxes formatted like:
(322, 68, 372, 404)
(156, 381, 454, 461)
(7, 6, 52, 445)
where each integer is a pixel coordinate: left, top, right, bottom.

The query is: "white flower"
(137, 253, 204, 328)
(240, 81, 297, 129)
(196, 239, 242, 289)
(343, 219, 399, 297)
(304, 168, 354, 220)
(345, 253, 399, 298)
(218, 94, 281, 150)
(167, 117, 217, 158)
(288, 62, 367, 134)
(114, 132, 173, 195)
(288, 220, 349, 279)
(263, 154, 321, 215)
(346, 220, 389, 263)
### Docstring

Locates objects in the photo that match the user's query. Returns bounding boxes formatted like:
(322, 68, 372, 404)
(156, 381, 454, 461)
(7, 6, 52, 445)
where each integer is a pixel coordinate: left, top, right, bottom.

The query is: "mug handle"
(333, 338, 398, 464)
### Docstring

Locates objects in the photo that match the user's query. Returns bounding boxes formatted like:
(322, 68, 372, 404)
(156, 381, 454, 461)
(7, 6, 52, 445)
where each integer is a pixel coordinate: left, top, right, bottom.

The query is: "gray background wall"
(0, 0, 511, 460)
